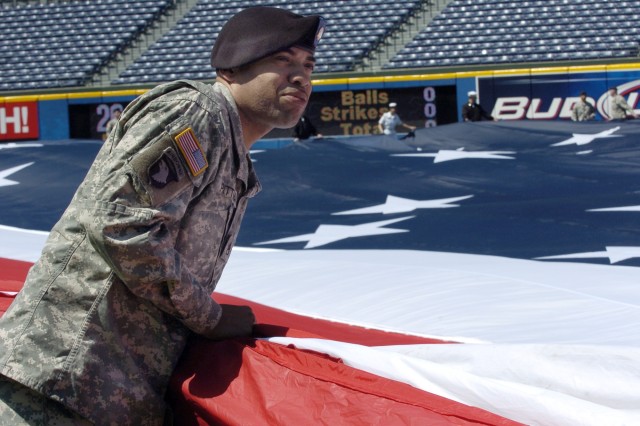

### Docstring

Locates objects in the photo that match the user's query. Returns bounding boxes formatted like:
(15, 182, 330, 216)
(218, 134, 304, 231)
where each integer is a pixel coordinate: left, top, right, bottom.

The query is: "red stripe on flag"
(169, 338, 522, 426)
(215, 293, 454, 346)
(179, 132, 198, 170)
(0, 257, 32, 316)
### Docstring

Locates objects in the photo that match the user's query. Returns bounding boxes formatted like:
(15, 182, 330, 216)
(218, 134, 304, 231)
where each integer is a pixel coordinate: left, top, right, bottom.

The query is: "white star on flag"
(587, 205, 640, 212)
(332, 195, 474, 215)
(392, 147, 516, 163)
(254, 216, 415, 249)
(0, 142, 43, 150)
(551, 127, 621, 147)
(535, 246, 640, 264)
(0, 163, 34, 187)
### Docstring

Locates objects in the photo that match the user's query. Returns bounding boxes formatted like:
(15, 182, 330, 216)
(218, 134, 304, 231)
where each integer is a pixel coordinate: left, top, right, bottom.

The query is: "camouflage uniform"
(0, 376, 92, 425)
(571, 100, 595, 121)
(609, 93, 634, 120)
(0, 80, 260, 425)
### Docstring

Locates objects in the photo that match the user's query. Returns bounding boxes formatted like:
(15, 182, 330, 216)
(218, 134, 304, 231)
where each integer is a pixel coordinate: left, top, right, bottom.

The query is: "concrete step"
(88, 0, 201, 88)
(358, 0, 453, 72)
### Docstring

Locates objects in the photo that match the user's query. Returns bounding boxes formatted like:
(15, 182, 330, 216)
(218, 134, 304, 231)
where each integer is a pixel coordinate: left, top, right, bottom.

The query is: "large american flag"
(240, 120, 640, 267)
(1, 120, 639, 425)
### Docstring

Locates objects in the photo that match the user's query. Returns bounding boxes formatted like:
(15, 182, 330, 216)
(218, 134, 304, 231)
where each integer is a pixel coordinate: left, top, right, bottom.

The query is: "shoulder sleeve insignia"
(174, 127, 208, 177)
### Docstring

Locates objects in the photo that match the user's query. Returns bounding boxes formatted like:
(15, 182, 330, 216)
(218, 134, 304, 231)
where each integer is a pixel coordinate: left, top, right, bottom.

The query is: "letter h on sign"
(0, 102, 38, 141)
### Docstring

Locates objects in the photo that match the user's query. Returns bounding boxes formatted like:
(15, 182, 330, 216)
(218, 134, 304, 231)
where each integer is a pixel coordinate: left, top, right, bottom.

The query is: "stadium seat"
(385, 0, 640, 69)
(108, 0, 424, 84)
(0, 0, 175, 91)
(2, 0, 639, 90)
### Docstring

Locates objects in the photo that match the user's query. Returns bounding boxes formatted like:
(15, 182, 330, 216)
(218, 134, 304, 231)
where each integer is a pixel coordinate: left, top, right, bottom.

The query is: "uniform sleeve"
(77, 95, 227, 337)
(480, 106, 493, 120)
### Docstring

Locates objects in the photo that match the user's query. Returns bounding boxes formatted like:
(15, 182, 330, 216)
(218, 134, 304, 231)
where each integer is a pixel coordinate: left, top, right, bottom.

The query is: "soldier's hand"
(207, 304, 255, 340)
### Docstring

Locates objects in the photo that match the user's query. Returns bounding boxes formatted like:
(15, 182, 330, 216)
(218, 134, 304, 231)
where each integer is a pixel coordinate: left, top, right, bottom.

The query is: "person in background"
(378, 102, 416, 135)
(0, 6, 325, 426)
(103, 108, 122, 141)
(607, 87, 638, 120)
(461, 91, 495, 122)
(571, 91, 595, 121)
(293, 113, 323, 141)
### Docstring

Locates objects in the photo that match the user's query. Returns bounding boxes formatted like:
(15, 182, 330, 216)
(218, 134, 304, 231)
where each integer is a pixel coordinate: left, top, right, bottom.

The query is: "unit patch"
(174, 127, 208, 177)
(149, 152, 179, 188)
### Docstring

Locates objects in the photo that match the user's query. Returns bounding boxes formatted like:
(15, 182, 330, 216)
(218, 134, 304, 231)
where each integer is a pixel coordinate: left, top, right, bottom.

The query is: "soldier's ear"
(216, 68, 237, 83)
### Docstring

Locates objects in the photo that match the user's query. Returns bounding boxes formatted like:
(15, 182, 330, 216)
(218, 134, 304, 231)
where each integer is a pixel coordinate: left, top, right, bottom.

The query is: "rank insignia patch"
(174, 127, 208, 176)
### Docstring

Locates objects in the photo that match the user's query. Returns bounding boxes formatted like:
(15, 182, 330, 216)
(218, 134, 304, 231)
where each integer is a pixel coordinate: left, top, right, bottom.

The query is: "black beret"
(211, 6, 325, 69)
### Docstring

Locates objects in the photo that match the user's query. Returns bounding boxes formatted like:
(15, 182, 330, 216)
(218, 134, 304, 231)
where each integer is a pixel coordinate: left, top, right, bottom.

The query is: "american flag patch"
(174, 127, 208, 177)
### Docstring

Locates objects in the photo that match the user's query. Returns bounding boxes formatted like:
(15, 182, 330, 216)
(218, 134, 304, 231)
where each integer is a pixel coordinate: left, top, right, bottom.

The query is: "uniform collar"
(213, 82, 261, 197)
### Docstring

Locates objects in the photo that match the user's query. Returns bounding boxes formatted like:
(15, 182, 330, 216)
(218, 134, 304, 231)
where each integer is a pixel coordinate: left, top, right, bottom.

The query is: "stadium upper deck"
(385, 0, 640, 69)
(1, 0, 639, 93)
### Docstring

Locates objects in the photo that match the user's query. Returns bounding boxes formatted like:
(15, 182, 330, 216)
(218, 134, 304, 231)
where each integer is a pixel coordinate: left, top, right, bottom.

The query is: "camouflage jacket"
(0, 80, 260, 425)
(571, 100, 595, 121)
(609, 94, 634, 120)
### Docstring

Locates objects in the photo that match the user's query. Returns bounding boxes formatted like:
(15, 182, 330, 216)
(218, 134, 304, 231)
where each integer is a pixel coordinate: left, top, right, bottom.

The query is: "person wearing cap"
(461, 91, 495, 122)
(378, 102, 416, 135)
(571, 91, 595, 122)
(607, 87, 638, 120)
(0, 6, 325, 425)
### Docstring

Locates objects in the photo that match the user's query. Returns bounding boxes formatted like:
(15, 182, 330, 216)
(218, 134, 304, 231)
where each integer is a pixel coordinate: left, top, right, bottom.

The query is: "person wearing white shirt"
(378, 102, 416, 135)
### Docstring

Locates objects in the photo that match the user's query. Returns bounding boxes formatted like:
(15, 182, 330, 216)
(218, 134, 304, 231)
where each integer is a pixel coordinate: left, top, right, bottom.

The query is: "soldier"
(0, 6, 325, 426)
(607, 87, 638, 120)
(571, 91, 595, 122)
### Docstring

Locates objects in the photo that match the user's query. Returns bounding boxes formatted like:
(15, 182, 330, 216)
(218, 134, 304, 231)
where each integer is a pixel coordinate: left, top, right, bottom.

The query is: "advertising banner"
(0, 101, 39, 141)
(479, 71, 640, 121)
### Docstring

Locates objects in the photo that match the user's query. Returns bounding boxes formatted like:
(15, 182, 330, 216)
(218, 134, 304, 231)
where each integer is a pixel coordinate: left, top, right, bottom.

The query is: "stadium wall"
(1, 63, 640, 142)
